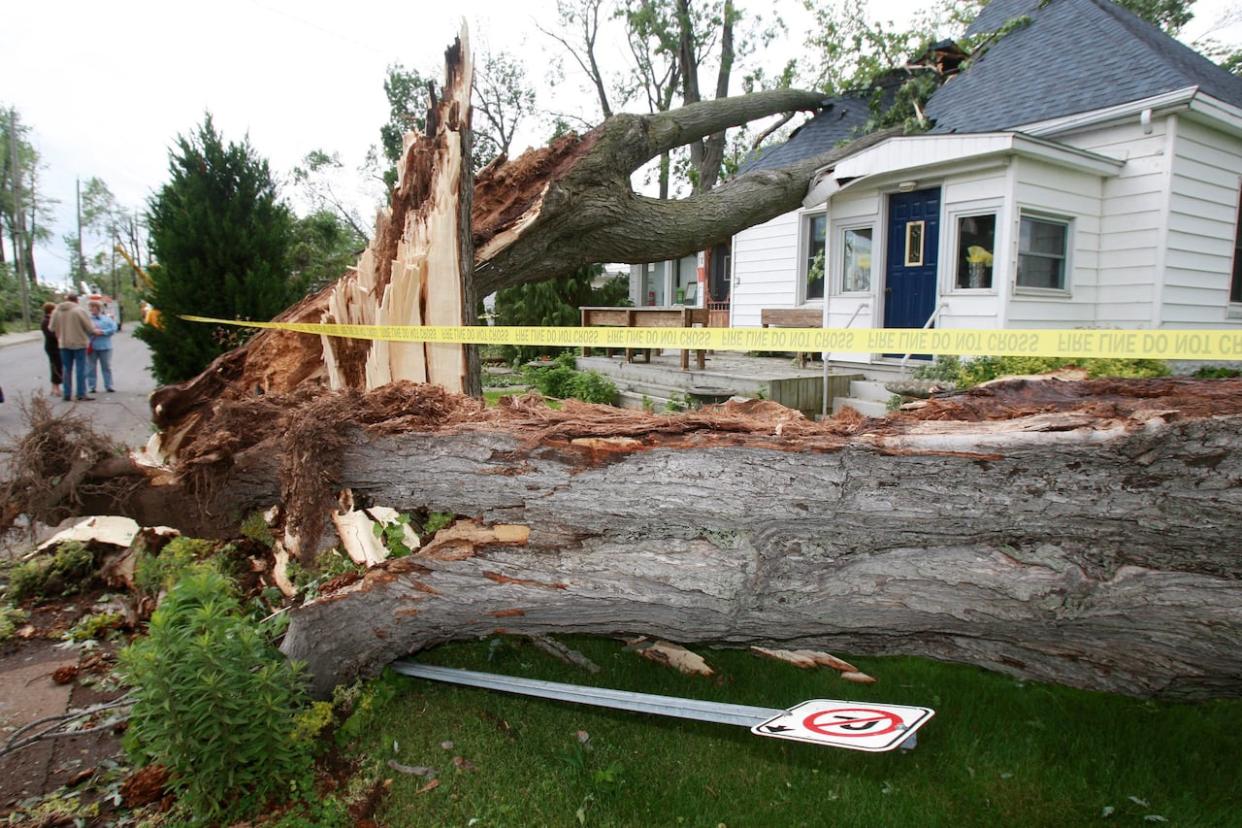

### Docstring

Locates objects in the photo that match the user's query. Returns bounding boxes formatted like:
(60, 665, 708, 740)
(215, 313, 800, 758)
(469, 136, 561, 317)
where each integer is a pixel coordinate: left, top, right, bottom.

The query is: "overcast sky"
(3, 0, 1240, 285)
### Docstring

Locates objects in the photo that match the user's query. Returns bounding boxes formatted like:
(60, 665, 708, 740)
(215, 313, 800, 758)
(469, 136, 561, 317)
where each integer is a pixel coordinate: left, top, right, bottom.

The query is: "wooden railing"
(706, 301, 730, 328)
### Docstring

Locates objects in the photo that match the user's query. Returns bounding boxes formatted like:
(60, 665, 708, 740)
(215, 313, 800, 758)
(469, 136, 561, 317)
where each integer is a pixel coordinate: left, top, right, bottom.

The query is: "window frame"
(1229, 182, 1242, 315)
(947, 207, 1000, 295)
(836, 220, 877, 296)
(800, 211, 828, 304)
(1014, 210, 1073, 297)
(904, 220, 925, 267)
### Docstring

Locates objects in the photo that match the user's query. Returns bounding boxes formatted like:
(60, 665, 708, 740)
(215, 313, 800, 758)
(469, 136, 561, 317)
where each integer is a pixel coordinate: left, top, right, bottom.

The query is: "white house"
(726, 0, 1242, 367)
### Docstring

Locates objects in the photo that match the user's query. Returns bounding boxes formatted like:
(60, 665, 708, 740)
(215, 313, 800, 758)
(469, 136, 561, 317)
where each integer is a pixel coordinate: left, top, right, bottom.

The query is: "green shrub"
(133, 536, 217, 595)
(0, 604, 29, 641)
(64, 610, 124, 642)
(120, 566, 312, 822)
(568, 370, 618, 405)
(7, 541, 96, 602)
(240, 511, 276, 547)
(1193, 365, 1242, 379)
(914, 355, 1169, 390)
(522, 353, 617, 404)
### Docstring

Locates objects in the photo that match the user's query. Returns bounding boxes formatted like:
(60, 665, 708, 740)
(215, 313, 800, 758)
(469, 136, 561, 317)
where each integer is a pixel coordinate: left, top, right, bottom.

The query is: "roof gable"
(928, 0, 1242, 134)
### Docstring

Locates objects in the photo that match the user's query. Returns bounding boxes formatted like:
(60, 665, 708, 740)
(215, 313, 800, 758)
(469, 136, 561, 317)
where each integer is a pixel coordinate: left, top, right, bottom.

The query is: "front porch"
(576, 351, 910, 417)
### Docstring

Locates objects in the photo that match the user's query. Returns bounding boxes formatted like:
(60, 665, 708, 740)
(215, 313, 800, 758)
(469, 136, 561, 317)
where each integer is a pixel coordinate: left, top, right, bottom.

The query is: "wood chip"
(530, 635, 601, 673)
(631, 639, 714, 676)
(840, 671, 877, 684)
(419, 519, 529, 560)
(416, 778, 441, 795)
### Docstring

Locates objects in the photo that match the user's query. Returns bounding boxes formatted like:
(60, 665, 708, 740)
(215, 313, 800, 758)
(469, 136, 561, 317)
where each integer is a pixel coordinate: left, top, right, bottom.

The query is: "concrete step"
(617, 389, 677, 412)
(577, 356, 772, 395)
(831, 396, 890, 418)
(848, 380, 895, 403)
(613, 378, 696, 402)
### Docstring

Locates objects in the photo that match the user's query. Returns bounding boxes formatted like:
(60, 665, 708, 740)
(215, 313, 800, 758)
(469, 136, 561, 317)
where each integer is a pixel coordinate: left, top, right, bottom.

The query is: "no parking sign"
(751, 699, 935, 752)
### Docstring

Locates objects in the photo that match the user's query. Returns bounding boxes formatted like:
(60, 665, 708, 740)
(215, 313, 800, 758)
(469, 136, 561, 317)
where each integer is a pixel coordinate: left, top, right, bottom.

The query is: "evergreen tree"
(138, 116, 297, 384)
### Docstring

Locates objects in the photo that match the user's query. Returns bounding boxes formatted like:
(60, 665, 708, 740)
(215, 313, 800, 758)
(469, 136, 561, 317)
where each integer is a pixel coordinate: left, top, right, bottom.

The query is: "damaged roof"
(738, 0, 1242, 175)
(927, 0, 1242, 133)
(738, 92, 875, 174)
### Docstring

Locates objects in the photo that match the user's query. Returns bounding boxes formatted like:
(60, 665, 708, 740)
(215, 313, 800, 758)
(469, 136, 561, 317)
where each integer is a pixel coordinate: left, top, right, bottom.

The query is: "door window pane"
(1017, 216, 1068, 290)
(806, 214, 827, 300)
(956, 214, 996, 289)
(905, 221, 925, 266)
(842, 227, 873, 292)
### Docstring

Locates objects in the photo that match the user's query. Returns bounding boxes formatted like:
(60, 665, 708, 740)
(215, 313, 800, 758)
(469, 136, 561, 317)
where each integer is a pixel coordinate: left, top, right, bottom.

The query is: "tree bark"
(269, 389, 1242, 700)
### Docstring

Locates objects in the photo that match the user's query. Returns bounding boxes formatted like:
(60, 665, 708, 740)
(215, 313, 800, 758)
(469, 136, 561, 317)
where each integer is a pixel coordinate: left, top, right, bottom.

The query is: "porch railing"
(706, 301, 730, 328)
(900, 303, 950, 370)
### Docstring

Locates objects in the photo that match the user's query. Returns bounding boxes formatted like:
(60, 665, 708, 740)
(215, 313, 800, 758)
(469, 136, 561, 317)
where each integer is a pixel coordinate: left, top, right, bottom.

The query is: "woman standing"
(40, 301, 62, 395)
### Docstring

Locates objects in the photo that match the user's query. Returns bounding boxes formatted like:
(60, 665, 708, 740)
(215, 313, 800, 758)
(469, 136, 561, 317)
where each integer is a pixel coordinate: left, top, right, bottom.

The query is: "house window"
(905, 221, 925, 266)
(1017, 215, 1069, 290)
(805, 214, 827, 300)
(1232, 189, 1242, 303)
(842, 227, 873, 292)
(956, 214, 996, 290)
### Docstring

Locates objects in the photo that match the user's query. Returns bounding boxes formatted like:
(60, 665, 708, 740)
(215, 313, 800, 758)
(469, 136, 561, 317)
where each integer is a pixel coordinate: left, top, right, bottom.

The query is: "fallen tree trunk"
(79, 377, 1242, 700)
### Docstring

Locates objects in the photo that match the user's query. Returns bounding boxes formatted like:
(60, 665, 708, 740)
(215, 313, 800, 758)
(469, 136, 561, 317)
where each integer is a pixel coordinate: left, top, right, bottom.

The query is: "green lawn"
(343, 637, 1242, 827)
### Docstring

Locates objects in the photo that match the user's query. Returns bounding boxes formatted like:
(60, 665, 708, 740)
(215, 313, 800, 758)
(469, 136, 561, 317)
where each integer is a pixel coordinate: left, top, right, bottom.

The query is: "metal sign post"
(391, 661, 933, 753)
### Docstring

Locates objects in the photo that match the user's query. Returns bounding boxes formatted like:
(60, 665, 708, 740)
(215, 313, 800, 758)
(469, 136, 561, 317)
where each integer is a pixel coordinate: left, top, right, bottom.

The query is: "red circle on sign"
(802, 707, 902, 738)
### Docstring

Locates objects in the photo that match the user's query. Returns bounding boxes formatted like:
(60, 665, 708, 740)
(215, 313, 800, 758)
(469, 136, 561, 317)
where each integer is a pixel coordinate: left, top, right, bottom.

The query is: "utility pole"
(8, 108, 31, 329)
(75, 176, 85, 286)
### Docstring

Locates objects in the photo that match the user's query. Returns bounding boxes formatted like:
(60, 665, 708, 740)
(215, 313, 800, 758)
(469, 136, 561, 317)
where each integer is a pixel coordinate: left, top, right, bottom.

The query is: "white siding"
(1059, 118, 1169, 326)
(730, 210, 799, 328)
(1006, 157, 1104, 326)
(937, 166, 1009, 331)
(1164, 116, 1242, 327)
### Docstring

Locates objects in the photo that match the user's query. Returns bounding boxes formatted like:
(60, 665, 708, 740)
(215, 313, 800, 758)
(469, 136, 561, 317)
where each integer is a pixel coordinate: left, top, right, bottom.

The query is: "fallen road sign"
(392, 661, 933, 753)
(752, 699, 935, 752)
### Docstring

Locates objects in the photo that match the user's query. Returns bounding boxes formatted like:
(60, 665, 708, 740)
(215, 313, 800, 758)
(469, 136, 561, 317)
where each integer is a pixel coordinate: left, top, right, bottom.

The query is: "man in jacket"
(49, 294, 101, 402)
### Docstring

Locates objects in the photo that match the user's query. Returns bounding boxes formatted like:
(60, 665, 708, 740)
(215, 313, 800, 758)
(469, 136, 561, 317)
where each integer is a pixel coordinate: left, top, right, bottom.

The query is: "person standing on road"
(40, 301, 63, 395)
(86, 300, 118, 393)
(49, 293, 101, 402)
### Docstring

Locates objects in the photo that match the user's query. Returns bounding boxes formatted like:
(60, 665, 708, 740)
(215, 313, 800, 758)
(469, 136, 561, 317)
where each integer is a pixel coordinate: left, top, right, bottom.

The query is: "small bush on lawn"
(0, 603, 28, 641)
(523, 353, 618, 404)
(915, 355, 1169, 389)
(7, 541, 96, 602)
(120, 565, 312, 822)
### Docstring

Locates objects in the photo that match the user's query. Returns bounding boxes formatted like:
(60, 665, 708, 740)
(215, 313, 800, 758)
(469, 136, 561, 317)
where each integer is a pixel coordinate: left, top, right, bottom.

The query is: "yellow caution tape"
(181, 315, 1242, 361)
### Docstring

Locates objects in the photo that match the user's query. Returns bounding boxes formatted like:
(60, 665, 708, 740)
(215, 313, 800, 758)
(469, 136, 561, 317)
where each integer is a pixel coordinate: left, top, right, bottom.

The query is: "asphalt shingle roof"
(927, 0, 1242, 133)
(737, 92, 875, 174)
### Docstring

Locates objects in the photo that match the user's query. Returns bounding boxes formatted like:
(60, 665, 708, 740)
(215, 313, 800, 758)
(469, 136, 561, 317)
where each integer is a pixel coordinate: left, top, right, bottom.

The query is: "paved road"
(0, 330, 158, 449)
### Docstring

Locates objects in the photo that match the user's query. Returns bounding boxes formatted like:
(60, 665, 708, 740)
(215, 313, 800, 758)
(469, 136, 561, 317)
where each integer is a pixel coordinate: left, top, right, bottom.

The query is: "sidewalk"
(0, 329, 43, 349)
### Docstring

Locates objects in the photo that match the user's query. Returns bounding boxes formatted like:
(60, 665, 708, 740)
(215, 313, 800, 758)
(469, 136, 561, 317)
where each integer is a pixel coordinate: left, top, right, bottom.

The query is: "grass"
(346, 637, 1242, 827)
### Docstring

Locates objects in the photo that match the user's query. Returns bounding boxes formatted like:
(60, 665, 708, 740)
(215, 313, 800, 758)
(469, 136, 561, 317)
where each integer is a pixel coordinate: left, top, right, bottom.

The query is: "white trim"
(1013, 86, 1198, 138)
(1185, 93, 1242, 140)
(834, 219, 878, 297)
(944, 204, 1003, 295)
(1152, 113, 1178, 328)
(798, 210, 828, 304)
(1014, 211, 1074, 297)
(827, 133, 1123, 185)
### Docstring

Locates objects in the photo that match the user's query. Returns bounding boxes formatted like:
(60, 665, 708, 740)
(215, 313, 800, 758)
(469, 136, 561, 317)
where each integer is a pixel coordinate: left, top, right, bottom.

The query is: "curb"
(0, 330, 43, 349)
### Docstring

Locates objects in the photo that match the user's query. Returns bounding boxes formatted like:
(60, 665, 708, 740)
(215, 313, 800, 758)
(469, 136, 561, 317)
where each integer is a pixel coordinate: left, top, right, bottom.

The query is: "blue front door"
(884, 188, 941, 330)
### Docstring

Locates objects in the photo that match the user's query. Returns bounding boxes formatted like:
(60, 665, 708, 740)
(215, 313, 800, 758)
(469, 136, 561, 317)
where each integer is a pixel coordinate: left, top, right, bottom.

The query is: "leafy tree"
(493, 263, 630, 363)
(474, 48, 537, 166)
(137, 115, 297, 384)
(375, 64, 433, 191)
(289, 210, 362, 294)
(290, 149, 370, 244)
(0, 106, 57, 283)
(1117, 0, 1196, 33)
